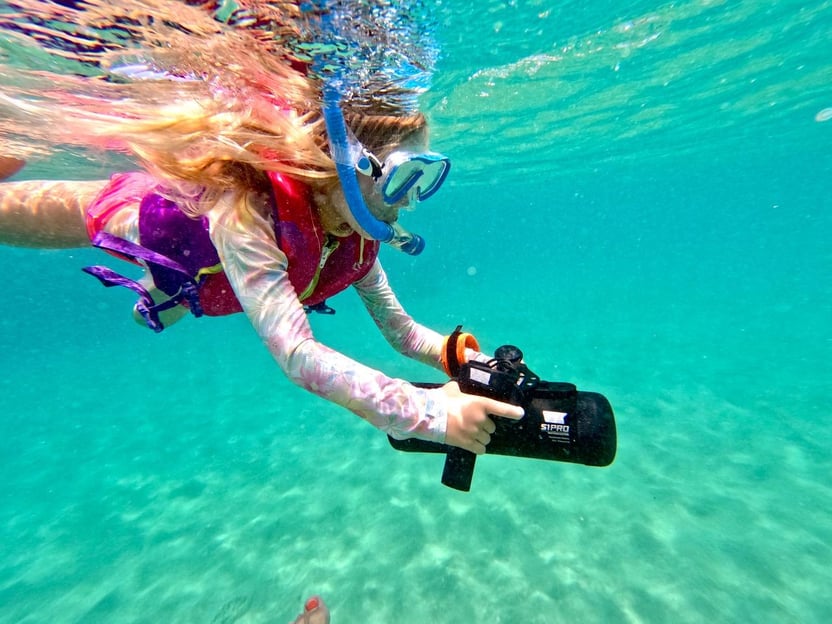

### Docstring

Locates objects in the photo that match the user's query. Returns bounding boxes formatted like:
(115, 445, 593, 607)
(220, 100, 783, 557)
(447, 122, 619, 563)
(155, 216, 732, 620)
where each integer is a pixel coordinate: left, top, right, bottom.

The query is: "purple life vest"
(84, 172, 379, 331)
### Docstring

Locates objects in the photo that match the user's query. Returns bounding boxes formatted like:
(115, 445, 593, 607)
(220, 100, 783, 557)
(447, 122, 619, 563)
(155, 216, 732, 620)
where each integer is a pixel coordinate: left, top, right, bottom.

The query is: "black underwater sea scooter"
(388, 328, 617, 492)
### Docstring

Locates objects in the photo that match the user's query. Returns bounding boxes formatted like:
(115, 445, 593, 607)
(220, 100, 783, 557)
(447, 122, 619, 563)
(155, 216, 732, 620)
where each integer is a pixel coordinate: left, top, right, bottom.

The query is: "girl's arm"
(0, 178, 105, 248)
(207, 193, 449, 443)
(353, 260, 493, 372)
(352, 260, 446, 371)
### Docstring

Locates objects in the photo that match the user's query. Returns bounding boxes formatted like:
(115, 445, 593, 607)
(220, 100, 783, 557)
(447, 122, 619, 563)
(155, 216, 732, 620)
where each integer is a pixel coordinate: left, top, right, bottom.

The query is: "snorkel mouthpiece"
(322, 84, 425, 255)
(390, 221, 426, 255)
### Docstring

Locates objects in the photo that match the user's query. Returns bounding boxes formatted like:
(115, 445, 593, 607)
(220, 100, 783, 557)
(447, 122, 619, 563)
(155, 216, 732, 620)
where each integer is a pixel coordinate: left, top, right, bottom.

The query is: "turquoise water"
(1, 1, 831, 622)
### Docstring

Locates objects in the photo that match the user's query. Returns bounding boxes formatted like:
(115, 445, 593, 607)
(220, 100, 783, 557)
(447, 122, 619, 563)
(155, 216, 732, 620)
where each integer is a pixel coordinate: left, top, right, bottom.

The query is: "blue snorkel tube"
(321, 84, 425, 255)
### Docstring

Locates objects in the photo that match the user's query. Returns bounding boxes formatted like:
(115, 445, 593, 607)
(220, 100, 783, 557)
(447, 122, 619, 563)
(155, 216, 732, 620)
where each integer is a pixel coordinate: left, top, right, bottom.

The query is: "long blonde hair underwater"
(0, 0, 427, 215)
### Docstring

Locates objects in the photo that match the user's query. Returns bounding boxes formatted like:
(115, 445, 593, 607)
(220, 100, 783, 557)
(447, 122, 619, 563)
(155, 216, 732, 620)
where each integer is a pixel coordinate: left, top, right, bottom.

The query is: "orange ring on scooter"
(441, 326, 480, 377)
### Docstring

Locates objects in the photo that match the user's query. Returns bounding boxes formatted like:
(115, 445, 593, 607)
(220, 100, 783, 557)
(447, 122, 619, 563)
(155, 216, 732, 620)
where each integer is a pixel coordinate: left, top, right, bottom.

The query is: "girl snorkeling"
(0, 1, 523, 454)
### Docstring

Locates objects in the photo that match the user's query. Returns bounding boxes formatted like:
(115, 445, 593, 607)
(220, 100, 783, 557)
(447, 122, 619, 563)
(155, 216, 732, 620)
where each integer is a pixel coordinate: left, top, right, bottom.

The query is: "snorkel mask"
(357, 148, 450, 207)
(321, 85, 450, 255)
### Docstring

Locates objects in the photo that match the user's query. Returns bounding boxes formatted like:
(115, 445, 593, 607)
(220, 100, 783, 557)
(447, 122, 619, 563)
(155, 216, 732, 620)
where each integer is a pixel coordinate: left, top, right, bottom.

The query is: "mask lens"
(382, 154, 449, 205)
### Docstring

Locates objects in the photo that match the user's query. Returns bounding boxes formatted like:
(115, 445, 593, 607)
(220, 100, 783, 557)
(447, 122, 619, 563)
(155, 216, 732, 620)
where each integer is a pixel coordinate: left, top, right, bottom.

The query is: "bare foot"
(0, 157, 25, 180)
(290, 596, 330, 624)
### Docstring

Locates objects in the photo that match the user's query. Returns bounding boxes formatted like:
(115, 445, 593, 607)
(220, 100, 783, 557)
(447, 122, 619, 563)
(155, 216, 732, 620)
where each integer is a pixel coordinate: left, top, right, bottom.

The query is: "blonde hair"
(0, 0, 430, 216)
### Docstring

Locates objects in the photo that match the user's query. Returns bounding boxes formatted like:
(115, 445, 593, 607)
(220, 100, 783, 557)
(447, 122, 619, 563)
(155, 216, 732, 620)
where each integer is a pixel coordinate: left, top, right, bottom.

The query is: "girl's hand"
(442, 381, 524, 454)
(0, 157, 25, 180)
